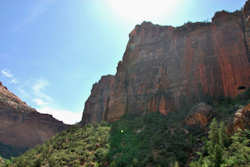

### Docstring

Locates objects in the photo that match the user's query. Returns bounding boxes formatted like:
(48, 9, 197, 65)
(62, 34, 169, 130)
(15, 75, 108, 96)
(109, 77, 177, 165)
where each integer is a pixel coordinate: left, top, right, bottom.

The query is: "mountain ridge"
(0, 81, 69, 156)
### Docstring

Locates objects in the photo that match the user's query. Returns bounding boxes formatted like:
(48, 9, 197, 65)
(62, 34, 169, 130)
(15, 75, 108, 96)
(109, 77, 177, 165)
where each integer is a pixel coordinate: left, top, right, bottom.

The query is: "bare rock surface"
(0, 82, 68, 147)
(233, 103, 250, 131)
(185, 103, 214, 127)
(81, 1, 250, 124)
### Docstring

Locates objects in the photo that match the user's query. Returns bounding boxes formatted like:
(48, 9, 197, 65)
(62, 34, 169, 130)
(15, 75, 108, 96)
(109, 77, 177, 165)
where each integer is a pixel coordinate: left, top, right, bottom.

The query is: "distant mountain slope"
(0, 82, 69, 158)
(81, 0, 250, 124)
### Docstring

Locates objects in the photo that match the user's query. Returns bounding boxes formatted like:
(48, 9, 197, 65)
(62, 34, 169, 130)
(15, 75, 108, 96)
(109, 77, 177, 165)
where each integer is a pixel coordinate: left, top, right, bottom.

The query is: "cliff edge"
(81, 1, 250, 124)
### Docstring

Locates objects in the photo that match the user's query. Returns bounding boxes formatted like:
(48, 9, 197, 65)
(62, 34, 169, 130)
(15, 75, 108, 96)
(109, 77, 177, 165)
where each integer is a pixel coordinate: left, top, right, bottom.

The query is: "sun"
(106, 0, 180, 23)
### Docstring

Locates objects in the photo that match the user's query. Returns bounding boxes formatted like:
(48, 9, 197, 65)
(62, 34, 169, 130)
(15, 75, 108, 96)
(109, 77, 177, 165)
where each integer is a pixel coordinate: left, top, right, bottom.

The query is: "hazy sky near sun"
(0, 0, 246, 124)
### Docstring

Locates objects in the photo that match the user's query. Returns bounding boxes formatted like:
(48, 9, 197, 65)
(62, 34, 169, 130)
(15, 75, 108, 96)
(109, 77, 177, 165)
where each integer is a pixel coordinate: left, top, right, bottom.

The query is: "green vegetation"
(2, 122, 111, 167)
(106, 112, 198, 167)
(213, 89, 250, 122)
(7, 111, 249, 167)
(0, 142, 27, 159)
(2, 112, 200, 167)
(1, 89, 249, 167)
(190, 119, 250, 167)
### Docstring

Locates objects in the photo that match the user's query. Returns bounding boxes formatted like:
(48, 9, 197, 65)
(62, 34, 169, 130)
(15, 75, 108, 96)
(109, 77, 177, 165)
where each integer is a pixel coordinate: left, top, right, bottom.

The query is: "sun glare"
(106, 0, 179, 23)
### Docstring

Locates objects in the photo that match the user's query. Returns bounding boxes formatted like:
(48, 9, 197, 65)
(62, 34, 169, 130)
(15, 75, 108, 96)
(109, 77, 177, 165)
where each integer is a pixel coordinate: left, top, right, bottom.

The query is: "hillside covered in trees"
(0, 90, 249, 167)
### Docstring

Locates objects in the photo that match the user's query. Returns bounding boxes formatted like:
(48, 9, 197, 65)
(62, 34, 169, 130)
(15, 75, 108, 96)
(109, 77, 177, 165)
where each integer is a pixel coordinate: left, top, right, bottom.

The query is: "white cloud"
(37, 106, 82, 125)
(33, 98, 48, 106)
(32, 79, 53, 102)
(1, 69, 13, 78)
(10, 79, 18, 84)
(3, 75, 80, 125)
(30, 79, 81, 124)
(1, 69, 18, 84)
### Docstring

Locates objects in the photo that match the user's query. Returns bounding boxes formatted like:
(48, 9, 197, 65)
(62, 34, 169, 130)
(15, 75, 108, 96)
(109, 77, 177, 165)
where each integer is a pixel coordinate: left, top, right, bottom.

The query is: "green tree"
(207, 119, 227, 166)
(223, 129, 250, 166)
(191, 119, 250, 167)
(190, 119, 228, 167)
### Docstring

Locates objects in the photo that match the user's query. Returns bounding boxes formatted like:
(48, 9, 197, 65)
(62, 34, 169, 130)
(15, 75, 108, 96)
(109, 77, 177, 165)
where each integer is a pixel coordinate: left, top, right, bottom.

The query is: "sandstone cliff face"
(82, 1, 250, 124)
(0, 82, 68, 147)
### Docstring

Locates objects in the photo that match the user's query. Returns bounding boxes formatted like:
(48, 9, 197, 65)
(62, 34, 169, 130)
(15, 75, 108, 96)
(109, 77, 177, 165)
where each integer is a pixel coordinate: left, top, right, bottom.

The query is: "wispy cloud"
(13, 0, 57, 32)
(1, 69, 13, 78)
(33, 98, 48, 106)
(31, 79, 80, 124)
(10, 78, 18, 84)
(1, 69, 18, 84)
(32, 79, 53, 102)
(1, 71, 80, 125)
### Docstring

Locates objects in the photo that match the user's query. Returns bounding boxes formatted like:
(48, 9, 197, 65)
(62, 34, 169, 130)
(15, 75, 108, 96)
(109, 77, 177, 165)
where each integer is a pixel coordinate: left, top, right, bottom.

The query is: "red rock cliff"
(0, 82, 68, 147)
(81, 1, 250, 124)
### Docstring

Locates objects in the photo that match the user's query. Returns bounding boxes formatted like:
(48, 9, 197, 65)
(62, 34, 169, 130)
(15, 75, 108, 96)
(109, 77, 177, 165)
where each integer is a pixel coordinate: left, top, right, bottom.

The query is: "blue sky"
(0, 0, 246, 124)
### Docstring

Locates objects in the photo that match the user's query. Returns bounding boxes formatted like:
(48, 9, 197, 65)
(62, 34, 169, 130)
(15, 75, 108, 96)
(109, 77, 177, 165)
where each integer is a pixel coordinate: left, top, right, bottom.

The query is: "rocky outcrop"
(233, 103, 250, 131)
(81, 1, 250, 124)
(0, 82, 68, 147)
(185, 103, 214, 127)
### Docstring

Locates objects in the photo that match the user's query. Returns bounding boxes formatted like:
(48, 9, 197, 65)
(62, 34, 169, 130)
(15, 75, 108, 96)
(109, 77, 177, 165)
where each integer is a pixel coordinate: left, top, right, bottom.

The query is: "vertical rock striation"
(81, 1, 250, 124)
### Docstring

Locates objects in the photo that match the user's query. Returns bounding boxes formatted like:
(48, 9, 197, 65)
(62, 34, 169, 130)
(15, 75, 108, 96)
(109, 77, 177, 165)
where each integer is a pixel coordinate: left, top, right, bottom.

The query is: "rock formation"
(0, 82, 68, 148)
(185, 103, 214, 127)
(233, 103, 250, 131)
(81, 1, 250, 124)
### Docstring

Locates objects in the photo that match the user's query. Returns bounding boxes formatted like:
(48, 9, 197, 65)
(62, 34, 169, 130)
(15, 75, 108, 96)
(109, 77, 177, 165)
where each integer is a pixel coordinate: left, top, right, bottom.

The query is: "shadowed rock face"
(81, 1, 250, 124)
(185, 103, 214, 127)
(0, 82, 68, 147)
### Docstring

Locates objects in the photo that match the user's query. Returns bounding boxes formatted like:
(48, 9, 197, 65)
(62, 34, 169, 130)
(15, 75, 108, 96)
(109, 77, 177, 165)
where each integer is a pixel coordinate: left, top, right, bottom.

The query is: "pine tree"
(223, 129, 250, 166)
(190, 119, 228, 167)
(191, 119, 250, 167)
(207, 119, 226, 167)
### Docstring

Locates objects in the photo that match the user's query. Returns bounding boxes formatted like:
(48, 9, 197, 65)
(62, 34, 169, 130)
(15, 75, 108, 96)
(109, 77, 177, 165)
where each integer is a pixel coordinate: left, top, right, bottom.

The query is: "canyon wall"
(81, 1, 250, 124)
(0, 82, 68, 147)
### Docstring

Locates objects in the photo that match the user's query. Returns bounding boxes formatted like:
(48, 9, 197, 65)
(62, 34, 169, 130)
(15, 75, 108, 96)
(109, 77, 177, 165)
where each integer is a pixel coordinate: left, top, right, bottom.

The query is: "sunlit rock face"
(81, 1, 250, 124)
(0, 82, 68, 148)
